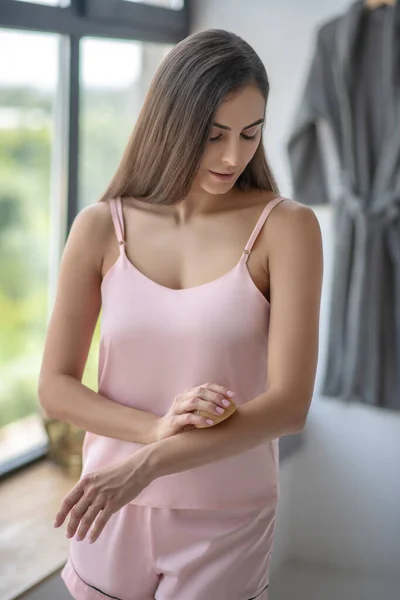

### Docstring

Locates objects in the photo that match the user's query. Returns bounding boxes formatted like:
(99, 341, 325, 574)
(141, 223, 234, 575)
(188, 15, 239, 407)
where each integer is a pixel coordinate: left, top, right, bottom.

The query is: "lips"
(210, 170, 236, 175)
(209, 170, 238, 182)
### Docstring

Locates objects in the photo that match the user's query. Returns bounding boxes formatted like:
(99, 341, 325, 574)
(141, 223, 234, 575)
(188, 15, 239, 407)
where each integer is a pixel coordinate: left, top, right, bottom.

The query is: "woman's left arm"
(146, 202, 324, 477)
(55, 202, 323, 543)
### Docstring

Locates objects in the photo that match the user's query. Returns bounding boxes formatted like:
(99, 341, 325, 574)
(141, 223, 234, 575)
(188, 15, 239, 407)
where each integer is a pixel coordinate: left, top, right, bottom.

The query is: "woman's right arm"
(38, 202, 159, 445)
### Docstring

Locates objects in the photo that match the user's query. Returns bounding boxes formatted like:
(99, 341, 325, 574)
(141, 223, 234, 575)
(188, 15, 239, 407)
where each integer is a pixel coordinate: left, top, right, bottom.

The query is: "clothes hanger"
(365, 0, 396, 9)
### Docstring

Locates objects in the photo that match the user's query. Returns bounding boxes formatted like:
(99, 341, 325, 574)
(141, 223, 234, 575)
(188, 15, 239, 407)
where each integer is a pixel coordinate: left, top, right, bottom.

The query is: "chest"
(102, 205, 271, 299)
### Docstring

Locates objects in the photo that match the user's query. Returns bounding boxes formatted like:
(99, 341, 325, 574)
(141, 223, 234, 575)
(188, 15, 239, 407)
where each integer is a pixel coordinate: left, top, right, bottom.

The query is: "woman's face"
(194, 84, 266, 194)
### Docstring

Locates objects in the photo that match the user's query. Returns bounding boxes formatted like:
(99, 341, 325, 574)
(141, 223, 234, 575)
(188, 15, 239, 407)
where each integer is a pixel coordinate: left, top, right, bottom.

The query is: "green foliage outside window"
(0, 87, 102, 428)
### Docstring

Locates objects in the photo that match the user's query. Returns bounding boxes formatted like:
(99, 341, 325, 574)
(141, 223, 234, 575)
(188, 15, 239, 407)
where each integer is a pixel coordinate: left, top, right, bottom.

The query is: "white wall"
(191, 0, 400, 579)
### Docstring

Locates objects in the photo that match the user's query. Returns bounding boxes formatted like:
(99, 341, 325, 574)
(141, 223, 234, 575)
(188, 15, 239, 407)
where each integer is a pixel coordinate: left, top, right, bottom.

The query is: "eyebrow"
(212, 118, 264, 131)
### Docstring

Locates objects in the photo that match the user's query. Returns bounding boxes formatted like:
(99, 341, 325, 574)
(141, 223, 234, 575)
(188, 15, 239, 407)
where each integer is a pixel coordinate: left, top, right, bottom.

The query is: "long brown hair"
(99, 29, 279, 205)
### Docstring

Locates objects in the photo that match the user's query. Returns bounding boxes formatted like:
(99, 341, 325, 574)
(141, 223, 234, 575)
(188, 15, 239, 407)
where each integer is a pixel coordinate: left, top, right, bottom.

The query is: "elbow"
(292, 402, 311, 433)
(293, 415, 307, 433)
(285, 415, 305, 436)
(37, 373, 58, 419)
(287, 393, 312, 434)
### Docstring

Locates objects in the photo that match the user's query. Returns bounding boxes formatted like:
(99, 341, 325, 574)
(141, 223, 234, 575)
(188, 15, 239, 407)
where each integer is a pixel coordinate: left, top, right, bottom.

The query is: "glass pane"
(79, 37, 173, 209)
(123, 0, 184, 9)
(0, 29, 60, 468)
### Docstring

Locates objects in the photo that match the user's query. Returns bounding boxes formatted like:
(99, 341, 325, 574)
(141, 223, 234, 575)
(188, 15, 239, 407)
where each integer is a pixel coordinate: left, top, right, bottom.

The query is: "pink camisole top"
(80, 195, 286, 509)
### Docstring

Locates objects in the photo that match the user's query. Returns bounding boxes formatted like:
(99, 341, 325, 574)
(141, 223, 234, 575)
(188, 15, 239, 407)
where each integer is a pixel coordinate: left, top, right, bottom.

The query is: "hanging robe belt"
(340, 189, 400, 225)
(331, 188, 400, 401)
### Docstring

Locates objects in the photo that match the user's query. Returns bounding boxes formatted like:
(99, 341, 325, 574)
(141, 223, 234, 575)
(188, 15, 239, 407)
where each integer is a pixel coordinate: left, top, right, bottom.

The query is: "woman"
(39, 29, 323, 600)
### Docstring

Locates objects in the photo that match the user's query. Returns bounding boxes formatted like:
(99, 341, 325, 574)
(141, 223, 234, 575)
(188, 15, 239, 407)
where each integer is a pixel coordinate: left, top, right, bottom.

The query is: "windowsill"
(0, 414, 48, 478)
(0, 458, 78, 600)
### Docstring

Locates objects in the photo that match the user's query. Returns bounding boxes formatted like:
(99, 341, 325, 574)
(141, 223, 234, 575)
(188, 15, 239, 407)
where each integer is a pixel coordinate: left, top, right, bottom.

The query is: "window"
(0, 29, 60, 474)
(0, 0, 189, 478)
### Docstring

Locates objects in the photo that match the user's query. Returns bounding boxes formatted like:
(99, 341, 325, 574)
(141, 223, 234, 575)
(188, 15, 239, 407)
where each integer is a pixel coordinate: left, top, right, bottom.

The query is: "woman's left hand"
(53, 450, 153, 544)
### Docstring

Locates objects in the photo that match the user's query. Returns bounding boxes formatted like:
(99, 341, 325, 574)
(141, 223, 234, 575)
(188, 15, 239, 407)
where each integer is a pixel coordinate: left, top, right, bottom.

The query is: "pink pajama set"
(62, 195, 286, 600)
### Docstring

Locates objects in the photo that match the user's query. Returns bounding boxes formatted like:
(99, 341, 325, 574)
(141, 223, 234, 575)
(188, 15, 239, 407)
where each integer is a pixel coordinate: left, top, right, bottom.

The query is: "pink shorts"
(61, 502, 276, 600)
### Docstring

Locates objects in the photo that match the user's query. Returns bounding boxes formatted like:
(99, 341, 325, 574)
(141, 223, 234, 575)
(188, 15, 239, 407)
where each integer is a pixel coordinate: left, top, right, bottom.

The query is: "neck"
(169, 187, 240, 224)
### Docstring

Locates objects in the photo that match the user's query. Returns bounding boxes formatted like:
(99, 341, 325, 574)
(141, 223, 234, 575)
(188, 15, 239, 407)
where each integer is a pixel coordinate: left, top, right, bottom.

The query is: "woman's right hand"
(153, 382, 237, 442)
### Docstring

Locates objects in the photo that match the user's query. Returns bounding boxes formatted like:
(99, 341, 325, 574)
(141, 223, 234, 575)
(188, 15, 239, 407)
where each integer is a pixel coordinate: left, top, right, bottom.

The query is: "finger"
(65, 495, 93, 539)
(180, 412, 213, 429)
(203, 389, 234, 409)
(54, 484, 85, 528)
(75, 502, 104, 542)
(187, 391, 231, 413)
(202, 382, 236, 400)
(188, 397, 226, 416)
(88, 507, 113, 544)
(181, 424, 196, 432)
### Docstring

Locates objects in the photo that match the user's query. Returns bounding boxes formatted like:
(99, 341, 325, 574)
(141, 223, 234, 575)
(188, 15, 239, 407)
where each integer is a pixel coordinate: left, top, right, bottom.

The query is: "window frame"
(85, 0, 187, 35)
(0, 0, 189, 41)
(0, 0, 190, 479)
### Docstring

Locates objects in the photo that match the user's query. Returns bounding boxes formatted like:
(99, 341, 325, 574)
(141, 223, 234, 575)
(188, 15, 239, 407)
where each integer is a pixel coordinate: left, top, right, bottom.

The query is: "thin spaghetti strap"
(109, 197, 125, 252)
(242, 196, 286, 263)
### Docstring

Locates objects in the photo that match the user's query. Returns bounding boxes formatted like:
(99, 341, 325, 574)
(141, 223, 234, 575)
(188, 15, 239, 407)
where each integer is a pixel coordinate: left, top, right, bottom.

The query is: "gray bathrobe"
(287, 0, 400, 410)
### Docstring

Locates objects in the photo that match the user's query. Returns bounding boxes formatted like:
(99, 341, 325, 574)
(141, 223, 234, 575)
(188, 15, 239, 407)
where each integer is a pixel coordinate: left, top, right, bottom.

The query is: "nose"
(221, 139, 240, 170)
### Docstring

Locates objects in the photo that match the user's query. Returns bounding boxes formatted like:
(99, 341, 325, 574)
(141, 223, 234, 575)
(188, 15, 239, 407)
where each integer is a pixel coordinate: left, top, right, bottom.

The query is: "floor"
(269, 559, 400, 600)
(0, 413, 47, 469)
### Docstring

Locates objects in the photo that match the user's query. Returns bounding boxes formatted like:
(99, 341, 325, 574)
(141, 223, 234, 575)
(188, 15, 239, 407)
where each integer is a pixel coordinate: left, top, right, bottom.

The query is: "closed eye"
(241, 132, 258, 141)
(209, 132, 259, 142)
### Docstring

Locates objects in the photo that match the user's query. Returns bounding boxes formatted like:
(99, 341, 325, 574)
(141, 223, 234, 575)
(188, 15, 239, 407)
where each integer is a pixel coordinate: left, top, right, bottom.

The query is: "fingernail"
(227, 391, 236, 398)
(206, 419, 214, 425)
(222, 399, 230, 407)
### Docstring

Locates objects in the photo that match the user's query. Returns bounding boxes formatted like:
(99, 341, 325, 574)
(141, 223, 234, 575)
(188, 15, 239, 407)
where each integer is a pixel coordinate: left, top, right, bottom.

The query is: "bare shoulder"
(39, 201, 115, 387)
(260, 197, 324, 426)
(267, 195, 319, 223)
(66, 201, 114, 264)
(265, 196, 322, 255)
(70, 200, 113, 238)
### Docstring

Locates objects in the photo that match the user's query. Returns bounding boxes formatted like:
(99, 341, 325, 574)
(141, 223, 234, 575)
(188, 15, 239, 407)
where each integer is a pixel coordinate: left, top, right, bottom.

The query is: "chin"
(200, 180, 236, 195)
(203, 186, 232, 195)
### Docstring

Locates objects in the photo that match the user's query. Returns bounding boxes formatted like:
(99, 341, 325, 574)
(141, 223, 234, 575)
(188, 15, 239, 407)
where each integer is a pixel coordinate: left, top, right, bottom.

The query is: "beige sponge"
(194, 399, 237, 428)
